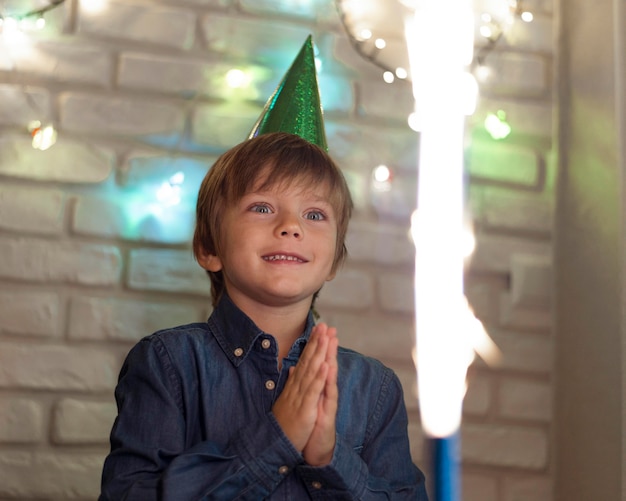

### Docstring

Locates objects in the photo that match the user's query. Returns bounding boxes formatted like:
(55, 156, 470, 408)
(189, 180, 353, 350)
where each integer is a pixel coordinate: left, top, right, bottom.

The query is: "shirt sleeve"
(295, 367, 429, 500)
(99, 336, 304, 501)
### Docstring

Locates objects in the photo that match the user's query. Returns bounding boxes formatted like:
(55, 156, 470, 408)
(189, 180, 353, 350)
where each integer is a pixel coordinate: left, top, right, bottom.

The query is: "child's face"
(199, 175, 338, 310)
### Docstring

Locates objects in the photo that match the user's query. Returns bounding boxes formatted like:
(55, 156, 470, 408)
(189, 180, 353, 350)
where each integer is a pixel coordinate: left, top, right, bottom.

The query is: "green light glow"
(484, 110, 511, 140)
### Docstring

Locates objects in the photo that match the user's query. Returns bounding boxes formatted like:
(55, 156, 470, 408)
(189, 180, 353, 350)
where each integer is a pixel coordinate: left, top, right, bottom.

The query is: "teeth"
(264, 254, 304, 262)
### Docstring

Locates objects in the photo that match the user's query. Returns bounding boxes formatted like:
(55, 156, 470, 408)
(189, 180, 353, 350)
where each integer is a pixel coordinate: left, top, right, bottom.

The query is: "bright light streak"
(405, 0, 480, 438)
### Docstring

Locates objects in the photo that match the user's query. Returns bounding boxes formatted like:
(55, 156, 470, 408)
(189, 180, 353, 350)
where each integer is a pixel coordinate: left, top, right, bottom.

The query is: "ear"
(196, 247, 223, 272)
(325, 269, 336, 282)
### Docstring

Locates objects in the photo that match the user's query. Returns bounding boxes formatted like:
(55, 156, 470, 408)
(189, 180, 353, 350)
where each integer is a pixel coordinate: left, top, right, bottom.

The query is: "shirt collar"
(207, 293, 315, 367)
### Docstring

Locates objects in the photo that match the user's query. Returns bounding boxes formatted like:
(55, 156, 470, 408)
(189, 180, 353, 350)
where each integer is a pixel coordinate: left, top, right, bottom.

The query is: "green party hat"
(248, 35, 328, 151)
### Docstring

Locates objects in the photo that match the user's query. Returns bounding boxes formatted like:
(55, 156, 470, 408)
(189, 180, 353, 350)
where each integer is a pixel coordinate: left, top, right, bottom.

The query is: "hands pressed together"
(272, 323, 339, 467)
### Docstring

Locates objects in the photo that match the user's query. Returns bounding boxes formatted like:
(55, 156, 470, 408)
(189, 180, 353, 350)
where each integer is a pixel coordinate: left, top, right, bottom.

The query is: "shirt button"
(265, 380, 276, 390)
(233, 348, 244, 357)
(278, 465, 289, 475)
(311, 481, 322, 489)
(261, 339, 271, 349)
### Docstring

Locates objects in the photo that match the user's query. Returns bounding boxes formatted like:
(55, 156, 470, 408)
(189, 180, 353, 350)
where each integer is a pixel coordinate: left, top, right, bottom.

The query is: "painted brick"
(201, 13, 313, 65)
(470, 233, 551, 274)
(370, 172, 417, 219)
(501, 14, 553, 54)
(499, 378, 552, 422)
(127, 248, 212, 296)
(0, 134, 114, 183)
(462, 423, 549, 469)
(486, 328, 552, 374)
(0, 290, 60, 337)
(192, 101, 262, 149)
(464, 372, 491, 416)
(239, 0, 338, 23)
(478, 51, 548, 97)
(465, 278, 507, 323)
(69, 296, 202, 342)
(0, 451, 103, 499)
(73, 194, 195, 244)
(0, 85, 50, 126)
(60, 93, 186, 137)
(345, 221, 414, 266)
(317, 268, 375, 309)
(0, 343, 118, 391)
(378, 272, 414, 314)
(0, 399, 44, 443)
(123, 153, 211, 189)
(324, 311, 414, 362)
(182, 0, 231, 5)
(332, 36, 383, 77)
(470, 187, 553, 234)
(357, 79, 414, 123)
(500, 292, 552, 330)
(117, 53, 292, 105)
(52, 399, 117, 444)
(462, 473, 499, 501)
(8, 41, 112, 86)
(0, 185, 64, 235)
(0, 237, 122, 286)
(471, 96, 553, 139)
(503, 475, 552, 501)
(324, 121, 419, 178)
(77, 0, 196, 49)
(467, 141, 541, 187)
(511, 254, 552, 308)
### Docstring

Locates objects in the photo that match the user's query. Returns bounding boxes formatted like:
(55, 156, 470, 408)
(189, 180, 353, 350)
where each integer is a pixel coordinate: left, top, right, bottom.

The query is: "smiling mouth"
(263, 254, 306, 263)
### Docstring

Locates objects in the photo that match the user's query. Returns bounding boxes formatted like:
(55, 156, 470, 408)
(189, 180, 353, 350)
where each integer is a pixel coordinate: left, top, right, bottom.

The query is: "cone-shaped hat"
(248, 35, 328, 151)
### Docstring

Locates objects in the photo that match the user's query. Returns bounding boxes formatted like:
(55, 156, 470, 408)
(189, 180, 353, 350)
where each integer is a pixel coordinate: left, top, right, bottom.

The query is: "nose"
(276, 213, 302, 239)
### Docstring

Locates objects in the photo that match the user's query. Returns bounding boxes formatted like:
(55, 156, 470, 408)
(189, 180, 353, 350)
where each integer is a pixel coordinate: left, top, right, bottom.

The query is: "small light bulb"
(395, 67, 408, 79)
(225, 69, 248, 88)
(359, 28, 372, 40)
(374, 38, 386, 49)
(373, 165, 391, 183)
(383, 71, 395, 83)
(521, 11, 534, 22)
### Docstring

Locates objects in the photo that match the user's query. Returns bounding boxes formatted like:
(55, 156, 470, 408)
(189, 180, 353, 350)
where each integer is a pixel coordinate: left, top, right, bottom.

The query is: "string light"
(372, 164, 392, 192)
(0, 0, 66, 34)
(484, 110, 512, 140)
(156, 172, 185, 207)
(29, 121, 58, 151)
(335, 0, 534, 84)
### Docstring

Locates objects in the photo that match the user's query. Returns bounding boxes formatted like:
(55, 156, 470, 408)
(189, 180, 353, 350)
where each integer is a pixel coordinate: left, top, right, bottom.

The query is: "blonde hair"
(193, 132, 353, 307)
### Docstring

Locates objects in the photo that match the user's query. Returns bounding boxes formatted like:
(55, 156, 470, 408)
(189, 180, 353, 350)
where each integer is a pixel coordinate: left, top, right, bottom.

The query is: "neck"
(226, 292, 312, 358)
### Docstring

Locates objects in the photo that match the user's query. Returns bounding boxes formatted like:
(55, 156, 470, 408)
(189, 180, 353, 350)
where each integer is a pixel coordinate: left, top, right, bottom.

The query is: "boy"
(100, 38, 428, 501)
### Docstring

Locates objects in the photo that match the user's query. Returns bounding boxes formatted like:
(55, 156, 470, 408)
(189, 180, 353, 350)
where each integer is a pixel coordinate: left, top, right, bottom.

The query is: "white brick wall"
(0, 0, 555, 499)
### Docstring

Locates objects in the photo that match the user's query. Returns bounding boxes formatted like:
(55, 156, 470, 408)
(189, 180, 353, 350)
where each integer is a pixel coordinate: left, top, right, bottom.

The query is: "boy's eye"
(305, 211, 325, 221)
(250, 204, 272, 214)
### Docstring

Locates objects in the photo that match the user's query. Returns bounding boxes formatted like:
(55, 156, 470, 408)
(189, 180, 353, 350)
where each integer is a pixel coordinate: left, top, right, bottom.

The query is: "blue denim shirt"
(100, 294, 428, 500)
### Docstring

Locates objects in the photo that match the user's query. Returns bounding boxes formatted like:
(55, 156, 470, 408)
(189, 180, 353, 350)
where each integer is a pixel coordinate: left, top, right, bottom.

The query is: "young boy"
(99, 131, 428, 500)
